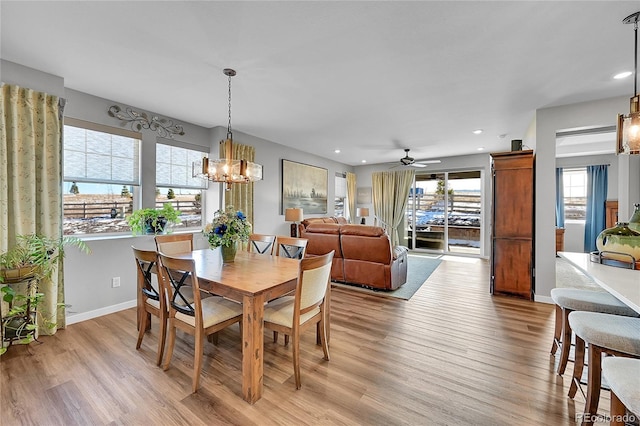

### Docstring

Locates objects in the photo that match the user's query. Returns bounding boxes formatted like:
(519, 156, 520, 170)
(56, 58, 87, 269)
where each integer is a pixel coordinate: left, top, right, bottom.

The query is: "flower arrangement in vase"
(202, 206, 251, 263)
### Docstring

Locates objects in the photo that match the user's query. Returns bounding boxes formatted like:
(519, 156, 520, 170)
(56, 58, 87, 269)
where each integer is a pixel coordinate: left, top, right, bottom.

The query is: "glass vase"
(595, 222, 640, 262)
(629, 203, 640, 233)
(220, 243, 237, 264)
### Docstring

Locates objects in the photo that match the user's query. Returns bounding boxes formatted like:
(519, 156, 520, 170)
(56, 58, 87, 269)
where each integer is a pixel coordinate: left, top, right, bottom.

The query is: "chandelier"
(194, 68, 263, 190)
(617, 11, 640, 155)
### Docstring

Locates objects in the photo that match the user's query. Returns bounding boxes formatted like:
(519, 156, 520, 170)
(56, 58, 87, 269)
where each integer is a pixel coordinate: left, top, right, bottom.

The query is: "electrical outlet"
(111, 277, 121, 288)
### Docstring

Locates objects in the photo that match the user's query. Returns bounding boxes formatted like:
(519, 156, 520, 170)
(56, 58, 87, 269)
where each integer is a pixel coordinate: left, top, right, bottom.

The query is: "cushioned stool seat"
(568, 312, 640, 425)
(550, 288, 638, 376)
(602, 357, 640, 426)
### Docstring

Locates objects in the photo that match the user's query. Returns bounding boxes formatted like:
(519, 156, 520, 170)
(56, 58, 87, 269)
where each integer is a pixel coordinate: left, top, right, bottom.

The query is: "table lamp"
(285, 208, 304, 237)
(356, 207, 369, 225)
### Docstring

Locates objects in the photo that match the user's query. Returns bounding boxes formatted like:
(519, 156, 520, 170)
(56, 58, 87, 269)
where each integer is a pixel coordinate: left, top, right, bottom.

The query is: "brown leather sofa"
(301, 222, 408, 290)
(298, 216, 347, 235)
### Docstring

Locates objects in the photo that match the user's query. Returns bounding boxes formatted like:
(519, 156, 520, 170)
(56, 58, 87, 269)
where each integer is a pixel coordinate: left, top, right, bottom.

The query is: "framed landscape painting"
(282, 159, 327, 214)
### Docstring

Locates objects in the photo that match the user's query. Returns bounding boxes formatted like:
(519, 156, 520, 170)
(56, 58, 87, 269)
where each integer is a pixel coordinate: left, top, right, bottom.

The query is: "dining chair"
(263, 250, 334, 389)
(550, 288, 638, 376)
(274, 236, 308, 259)
(154, 233, 193, 255)
(567, 311, 640, 425)
(157, 252, 243, 393)
(155, 233, 214, 302)
(247, 233, 276, 255)
(132, 247, 167, 366)
(602, 357, 640, 426)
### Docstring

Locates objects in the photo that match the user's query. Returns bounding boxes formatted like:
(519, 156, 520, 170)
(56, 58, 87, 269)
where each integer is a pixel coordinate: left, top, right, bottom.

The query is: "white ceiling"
(1, 1, 638, 166)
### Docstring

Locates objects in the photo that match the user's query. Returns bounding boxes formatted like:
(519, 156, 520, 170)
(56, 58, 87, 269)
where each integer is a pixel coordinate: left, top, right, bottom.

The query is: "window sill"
(72, 228, 203, 242)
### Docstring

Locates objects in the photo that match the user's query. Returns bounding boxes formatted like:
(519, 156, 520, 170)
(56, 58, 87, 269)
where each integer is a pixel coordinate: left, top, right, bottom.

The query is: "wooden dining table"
(171, 249, 301, 404)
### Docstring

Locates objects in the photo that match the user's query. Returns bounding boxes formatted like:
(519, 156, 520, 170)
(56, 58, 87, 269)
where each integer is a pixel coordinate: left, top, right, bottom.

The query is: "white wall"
(1, 59, 65, 97)
(221, 128, 355, 237)
(535, 96, 639, 301)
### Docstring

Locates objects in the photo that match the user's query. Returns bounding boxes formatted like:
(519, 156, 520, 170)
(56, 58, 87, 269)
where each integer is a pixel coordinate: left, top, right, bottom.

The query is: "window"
(156, 140, 208, 229)
(563, 168, 587, 221)
(405, 170, 482, 255)
(334, 172, 346, 217)
(63, 120, 141, 235)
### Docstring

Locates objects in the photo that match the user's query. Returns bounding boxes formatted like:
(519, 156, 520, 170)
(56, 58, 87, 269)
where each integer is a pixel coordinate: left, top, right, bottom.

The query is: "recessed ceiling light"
(361, 160, 367, 163)
(614, 71, 632, 79)
(477, 147, 485, 151)
(334, 149, 340, 153)
(473, 129, 483, 135)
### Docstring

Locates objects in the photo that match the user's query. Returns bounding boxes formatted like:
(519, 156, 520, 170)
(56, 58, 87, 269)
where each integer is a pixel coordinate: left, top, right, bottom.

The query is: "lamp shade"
(617, 105, 640, 155)
(356, 207, 369, 217)
(285, 208, 303, 222)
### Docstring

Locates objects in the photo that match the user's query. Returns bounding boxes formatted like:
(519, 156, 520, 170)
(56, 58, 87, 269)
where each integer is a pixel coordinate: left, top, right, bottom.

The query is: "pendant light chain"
(634, 19, 638, 97)
(227, 71, 233, 140)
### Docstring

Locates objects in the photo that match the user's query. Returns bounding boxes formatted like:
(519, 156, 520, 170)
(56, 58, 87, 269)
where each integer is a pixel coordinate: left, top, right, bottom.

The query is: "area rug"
(331, 254, 442, 300)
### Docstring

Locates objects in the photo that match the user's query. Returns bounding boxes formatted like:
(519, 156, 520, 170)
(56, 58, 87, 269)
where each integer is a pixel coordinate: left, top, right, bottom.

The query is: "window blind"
(156, 141, 208, 189)
(63, 124, 140, 185)
(335, 173, 347, 198)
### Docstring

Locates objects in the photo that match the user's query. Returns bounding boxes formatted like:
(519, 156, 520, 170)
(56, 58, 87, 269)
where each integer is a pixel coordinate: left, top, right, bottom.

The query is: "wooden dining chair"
(132, 247, 167, 366)
(155, 233, 214, 302)
(247, 233, 276, 255)
(154, 233, 193, 255)
(274, 236, 308, 259)
(157, 252, 243, 393)
(263, 250, 334, 389)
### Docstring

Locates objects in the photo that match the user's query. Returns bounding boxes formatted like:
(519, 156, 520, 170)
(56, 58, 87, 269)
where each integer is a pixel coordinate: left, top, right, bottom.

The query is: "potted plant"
(127, 203, 181, 235)
(0, 234, 90, 354)
(0, 234, 90, 283)
(202, 206, 251, 263)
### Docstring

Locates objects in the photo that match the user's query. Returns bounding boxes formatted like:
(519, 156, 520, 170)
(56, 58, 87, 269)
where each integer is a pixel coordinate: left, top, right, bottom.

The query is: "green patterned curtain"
(372, 169, 414, 246)
(219, 140, 255, 228)
(0, 84, 65, 332)
(346, 172, 357, 223)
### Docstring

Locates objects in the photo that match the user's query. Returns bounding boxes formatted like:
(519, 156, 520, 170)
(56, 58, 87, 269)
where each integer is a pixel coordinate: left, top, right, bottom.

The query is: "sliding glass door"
(404, 171, 482, 255)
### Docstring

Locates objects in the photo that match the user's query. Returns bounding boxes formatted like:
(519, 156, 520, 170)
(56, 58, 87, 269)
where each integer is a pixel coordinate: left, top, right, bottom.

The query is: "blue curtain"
(583, 165, 608, 252)
(556, 168, 565, 228)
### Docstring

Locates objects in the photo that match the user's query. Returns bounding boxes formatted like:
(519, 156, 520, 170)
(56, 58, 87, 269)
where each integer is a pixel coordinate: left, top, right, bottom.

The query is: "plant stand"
(1, 277, 39, 352)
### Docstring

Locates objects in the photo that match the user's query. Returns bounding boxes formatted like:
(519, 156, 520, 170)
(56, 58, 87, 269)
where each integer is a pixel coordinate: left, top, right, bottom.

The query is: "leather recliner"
(301, 222, 408, 290)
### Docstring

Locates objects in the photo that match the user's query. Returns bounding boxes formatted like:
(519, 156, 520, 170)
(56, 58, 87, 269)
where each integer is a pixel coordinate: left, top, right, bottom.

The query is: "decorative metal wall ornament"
(107, 105, 185, 138)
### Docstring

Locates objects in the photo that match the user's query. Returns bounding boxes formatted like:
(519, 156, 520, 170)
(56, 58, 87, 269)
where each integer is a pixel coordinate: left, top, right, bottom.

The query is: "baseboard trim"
(66, 299, 136, 325)
(535, 295, 553, 305)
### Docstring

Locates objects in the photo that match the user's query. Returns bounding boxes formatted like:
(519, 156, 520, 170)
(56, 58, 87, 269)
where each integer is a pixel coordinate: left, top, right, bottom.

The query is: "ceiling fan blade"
(410, 163, 428, 168)
(416, 159, 442, 164)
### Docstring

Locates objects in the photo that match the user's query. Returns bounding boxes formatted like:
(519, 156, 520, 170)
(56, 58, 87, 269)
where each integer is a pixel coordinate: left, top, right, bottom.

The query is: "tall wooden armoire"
(490, 150, 535, 300)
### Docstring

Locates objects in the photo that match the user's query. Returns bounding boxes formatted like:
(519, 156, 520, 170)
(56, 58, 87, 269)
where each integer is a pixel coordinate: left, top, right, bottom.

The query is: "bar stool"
(550, 288, 638, 375)
(567, 312, 640, 425)
(602, 357, 640, 426)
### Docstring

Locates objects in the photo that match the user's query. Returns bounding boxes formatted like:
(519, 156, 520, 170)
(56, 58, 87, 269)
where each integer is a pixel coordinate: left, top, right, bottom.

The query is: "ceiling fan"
(396, 149, 441, 168)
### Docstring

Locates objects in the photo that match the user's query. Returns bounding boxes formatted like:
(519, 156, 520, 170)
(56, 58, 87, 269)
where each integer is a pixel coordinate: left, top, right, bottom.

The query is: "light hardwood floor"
(1, 256, 604, 425)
